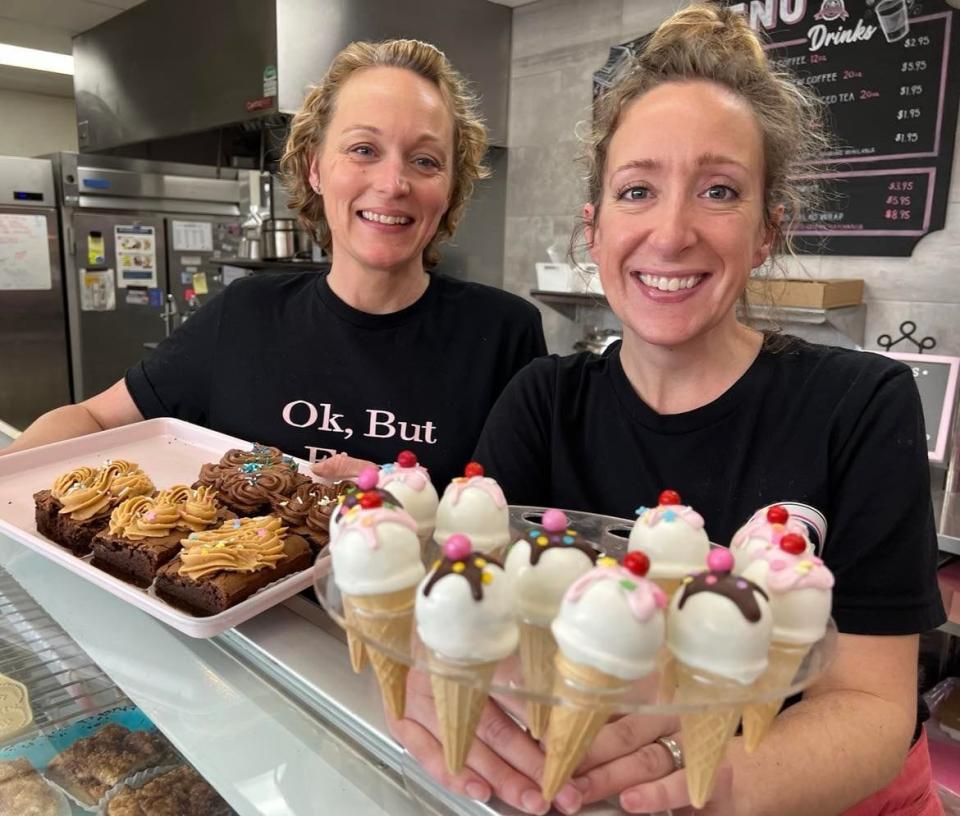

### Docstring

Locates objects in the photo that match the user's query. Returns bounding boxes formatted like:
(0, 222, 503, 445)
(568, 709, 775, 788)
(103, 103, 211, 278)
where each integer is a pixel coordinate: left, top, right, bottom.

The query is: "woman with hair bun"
(5, 40, 546, 488)
(392, 5, 943, 814)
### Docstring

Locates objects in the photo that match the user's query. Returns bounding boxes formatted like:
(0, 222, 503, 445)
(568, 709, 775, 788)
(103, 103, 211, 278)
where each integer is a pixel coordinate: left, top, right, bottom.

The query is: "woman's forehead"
(608, 80, 764, 177)
(330, 67, 453, 136)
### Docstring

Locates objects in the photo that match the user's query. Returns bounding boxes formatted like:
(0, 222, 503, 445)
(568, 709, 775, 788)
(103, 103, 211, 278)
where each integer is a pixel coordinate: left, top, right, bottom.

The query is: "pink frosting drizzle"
(754, 549, 834, 592)
(565, 563, 667, 622)
(638, 504, 705, 529)
(378, 464, 430, 492)
(445, 476, 507, 509)
(731, 515, 811, 553)
(332, 507, 418, 550)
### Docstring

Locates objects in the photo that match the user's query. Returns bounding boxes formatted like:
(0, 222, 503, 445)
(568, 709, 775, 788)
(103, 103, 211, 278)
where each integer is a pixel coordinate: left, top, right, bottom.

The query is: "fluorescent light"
(0, 43, 73, 75)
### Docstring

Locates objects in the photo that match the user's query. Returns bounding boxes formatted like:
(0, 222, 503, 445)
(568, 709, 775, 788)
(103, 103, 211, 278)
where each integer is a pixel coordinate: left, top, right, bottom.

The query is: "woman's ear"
(308, 158, 323, 195)
(753, 204, 784, 268)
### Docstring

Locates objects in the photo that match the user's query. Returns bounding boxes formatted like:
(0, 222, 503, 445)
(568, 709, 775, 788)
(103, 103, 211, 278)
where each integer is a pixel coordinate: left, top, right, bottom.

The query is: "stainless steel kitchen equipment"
(261, 217, 297, 260)
(0, 156, 71, 432)
(48, 153, 241, 401)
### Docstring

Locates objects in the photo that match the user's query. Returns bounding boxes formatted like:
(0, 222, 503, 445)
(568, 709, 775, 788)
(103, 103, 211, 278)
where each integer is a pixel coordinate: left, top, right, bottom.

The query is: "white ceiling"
(0, 0, 145, 97)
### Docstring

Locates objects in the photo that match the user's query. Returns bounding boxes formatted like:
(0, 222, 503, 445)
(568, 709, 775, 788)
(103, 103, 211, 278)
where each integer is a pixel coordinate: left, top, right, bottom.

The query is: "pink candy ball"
(443, 534, 472, 561)
(707, 548, 734, 573)
(357, 466, 379, 491)
(541, 508, 568, 533)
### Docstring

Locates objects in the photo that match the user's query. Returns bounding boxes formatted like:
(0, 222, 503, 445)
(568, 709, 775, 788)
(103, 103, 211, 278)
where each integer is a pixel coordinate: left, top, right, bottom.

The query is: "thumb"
(311, 453, 377, 481)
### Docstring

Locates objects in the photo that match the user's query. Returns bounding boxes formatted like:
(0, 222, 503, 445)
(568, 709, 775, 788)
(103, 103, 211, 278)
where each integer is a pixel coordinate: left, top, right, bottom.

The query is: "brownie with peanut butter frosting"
(90, 486, 235, 586)
(154, 516, 311, 615)
(105, 765, 233, 816)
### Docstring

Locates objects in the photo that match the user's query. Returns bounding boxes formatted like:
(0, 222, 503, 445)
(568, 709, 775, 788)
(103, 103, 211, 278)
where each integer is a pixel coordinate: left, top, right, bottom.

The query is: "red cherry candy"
(359, 492, 382, 509)
(623, 551, 650, 577)
(658, 489, 681, 506)
(464, 461, 485, 478)
(779, 533, 807, 555)
(766, 505, 789, 524)
(397, 450, 418, 468)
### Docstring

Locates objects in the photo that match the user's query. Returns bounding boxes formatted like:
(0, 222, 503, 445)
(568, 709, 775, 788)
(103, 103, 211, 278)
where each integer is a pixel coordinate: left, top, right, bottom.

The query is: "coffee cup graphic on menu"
(875, 0, 910, 43)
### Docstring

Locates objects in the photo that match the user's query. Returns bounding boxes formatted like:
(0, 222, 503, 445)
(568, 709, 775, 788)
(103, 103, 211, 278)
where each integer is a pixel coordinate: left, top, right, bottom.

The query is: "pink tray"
(0, 418, 316, 638)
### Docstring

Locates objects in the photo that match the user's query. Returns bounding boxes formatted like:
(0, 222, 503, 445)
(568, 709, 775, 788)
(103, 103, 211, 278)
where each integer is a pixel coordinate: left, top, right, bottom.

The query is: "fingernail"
(554, 785, 582, 814)
(520, 789, 549, 814)
(465, 781, 488, 801)
(572, 776, 590, 793)
(621, 792, 644, 813)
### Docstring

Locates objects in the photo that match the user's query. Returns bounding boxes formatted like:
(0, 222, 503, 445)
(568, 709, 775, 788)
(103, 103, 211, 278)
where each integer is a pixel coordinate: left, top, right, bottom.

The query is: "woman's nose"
(373, 157, 411, 197)
(647, 198, 696, 257)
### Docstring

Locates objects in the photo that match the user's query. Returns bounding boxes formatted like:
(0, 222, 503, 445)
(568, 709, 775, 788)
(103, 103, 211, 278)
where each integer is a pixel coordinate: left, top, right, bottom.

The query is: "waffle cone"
(741, 642, 809, 753)
(341, 596, 367, 674)
(346, 586, 416, 719)
(675, 663, 743, 810)
(428, 653, 498, 774)
(541, 651, 629, 802)
(518, 621, 557, 740)
(654, 576, 684, 598)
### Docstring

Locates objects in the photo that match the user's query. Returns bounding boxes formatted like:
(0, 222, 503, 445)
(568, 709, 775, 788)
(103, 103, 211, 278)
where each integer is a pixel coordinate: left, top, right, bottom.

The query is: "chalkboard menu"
(875, 351, 960, 462)
(594, 1, 960, 257)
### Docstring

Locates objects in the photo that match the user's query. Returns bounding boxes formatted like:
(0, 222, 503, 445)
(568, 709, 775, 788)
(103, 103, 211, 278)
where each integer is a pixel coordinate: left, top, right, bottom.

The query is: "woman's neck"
(618, 315, 763, 415)
(327, 259, 430, 315)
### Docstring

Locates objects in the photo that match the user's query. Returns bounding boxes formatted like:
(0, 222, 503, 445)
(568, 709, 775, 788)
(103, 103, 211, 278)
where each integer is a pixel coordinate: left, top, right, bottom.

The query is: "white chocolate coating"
(552, 565, 666, 681)
(415, 562, 518, 663)
(378, 472, 439, 541)
(503, 539, 595, 626)
(331, 508, 425, 596)
(741, 556, 833, 646)
(667, 580, 772, 685)
(434, 477, 510, 555)
(628, 507, 710, 581)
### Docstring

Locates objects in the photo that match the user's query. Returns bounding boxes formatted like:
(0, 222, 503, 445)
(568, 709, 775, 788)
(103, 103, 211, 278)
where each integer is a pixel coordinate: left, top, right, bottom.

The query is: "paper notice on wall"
(0, 213, 52, 290)
(80, 268, 116, 311)
(191, 270, 209, 295)
(115, 224, 157, 288)
(172, 220, 213, 252)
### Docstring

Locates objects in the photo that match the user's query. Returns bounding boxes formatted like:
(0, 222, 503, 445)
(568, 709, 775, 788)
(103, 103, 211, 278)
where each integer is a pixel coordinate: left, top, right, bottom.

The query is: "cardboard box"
(745, 278, 864, 309)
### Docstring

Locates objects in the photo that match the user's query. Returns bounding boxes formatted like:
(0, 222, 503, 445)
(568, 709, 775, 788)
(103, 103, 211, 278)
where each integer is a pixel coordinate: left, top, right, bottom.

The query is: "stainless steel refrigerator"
(49, 153, 241, 401)
(0, 156, 71, 432)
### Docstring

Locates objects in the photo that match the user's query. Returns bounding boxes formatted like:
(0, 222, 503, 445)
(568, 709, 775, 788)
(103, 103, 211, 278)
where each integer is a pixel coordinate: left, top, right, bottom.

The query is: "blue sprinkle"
(381, 463, 395, 473)
(563, 535, 575, 544)
(634, 506, 647, 517)
(189, 533, 198, 539)
(232, 519, 241, 528)
(241, 462, 262, 473)
(528, 530, 541, 538)
(662, 509, 677, 522)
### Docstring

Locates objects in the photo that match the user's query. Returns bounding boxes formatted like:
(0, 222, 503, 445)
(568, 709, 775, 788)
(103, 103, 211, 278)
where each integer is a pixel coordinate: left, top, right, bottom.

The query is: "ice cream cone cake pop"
(377, 450, 439, 545)
(542, 551, 667, 802)
(730, 504, 815, 573)
(740, 533, 833, 752)
(667, 548, 772, 809)
(434, 462, 510, 557)
(330, 466, 424, 716)
(628, 489, 711, 596)
(504, 509, 598, 739)
(416, 534, 518, 774)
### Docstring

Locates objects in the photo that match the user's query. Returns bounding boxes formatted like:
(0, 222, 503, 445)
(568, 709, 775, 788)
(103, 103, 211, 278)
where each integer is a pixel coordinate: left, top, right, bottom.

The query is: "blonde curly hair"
(280, 39, 490, 269)
(580, 2, 831, 266)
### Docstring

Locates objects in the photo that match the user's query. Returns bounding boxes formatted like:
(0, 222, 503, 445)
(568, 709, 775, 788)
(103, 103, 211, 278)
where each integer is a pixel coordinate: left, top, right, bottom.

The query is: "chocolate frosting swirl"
(678, 568, 769, 623)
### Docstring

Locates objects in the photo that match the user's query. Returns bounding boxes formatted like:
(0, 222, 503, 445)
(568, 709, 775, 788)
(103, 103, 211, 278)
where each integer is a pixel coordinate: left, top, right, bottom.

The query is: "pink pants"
(842, 730, 943, 815)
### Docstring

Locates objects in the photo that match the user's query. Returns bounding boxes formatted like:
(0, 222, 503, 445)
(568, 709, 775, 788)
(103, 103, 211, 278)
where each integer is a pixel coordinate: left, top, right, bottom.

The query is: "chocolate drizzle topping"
(422, 551, 503, 602)
(334, 486, 400, 521)
(523, 524, 599, 567)
(678, 568, 769, 623)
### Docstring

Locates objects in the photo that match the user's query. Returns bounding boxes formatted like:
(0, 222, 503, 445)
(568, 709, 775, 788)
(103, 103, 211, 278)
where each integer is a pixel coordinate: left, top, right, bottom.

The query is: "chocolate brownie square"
(105, 765, 233, 816)
(0, 758, 65, 816)
(154, 534, 312, 616)
(34, 488, 109, 557)
(45, 724, 174, 806)
(33, 490, 61, 542)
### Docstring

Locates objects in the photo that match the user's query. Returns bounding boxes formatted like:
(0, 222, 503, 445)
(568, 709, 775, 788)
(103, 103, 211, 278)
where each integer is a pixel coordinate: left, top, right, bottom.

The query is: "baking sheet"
(0, 419, 317, 638)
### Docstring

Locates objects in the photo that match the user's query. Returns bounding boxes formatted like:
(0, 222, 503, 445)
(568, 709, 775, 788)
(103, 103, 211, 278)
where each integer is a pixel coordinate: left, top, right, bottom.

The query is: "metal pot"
(261, 218, 297, 260)
(294, 225, 315, 259)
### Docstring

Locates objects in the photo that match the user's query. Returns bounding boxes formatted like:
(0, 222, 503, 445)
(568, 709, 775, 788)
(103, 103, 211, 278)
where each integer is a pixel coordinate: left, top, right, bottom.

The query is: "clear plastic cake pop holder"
(313, 506, 838, 812)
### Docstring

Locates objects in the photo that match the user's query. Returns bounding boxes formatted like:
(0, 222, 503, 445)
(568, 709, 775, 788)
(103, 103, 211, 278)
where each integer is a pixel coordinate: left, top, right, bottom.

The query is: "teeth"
(638, 273, 703, 291)
(360, 211, 412, 225)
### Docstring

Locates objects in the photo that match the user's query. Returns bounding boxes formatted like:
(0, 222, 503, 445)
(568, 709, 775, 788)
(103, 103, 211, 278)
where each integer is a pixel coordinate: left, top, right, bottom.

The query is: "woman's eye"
(349, 145, 375, 158)
(618, 186, 649, 201)
(414, 156, 441, 171)
(704, 185, 739, 201)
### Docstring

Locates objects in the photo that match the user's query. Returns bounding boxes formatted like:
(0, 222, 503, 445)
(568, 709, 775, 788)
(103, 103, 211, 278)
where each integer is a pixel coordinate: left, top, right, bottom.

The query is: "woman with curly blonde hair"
(5, 39, 546, 491)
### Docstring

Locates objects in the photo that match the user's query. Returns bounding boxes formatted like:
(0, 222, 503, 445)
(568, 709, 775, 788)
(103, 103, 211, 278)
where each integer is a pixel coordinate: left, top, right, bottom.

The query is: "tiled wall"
(504, 0, 960, 356)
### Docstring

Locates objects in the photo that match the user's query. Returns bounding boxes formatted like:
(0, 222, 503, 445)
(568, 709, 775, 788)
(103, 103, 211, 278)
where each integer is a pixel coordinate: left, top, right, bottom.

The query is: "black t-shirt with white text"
(126, 270, 547, 488)
(474, 337, 944, 638)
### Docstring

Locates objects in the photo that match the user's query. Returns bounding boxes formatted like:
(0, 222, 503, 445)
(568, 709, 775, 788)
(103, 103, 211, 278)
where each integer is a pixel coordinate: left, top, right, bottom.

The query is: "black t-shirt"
(126, 270, 546, 487)
(474, 336, 945, 637)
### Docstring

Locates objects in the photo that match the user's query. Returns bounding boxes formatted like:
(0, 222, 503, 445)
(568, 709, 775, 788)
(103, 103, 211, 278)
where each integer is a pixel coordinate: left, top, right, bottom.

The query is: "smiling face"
(586, 80, 775, 351)
(310, 66, 455, 277)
